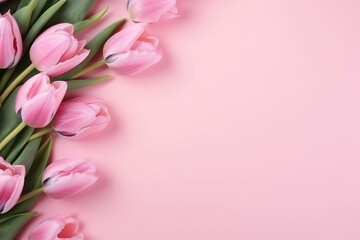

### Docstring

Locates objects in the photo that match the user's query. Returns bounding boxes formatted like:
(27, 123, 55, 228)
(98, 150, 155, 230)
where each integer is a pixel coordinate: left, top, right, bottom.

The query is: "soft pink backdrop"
(19, 0, 360, 239)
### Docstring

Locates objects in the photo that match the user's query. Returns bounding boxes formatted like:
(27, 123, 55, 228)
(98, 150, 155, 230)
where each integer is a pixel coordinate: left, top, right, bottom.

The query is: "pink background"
(20, 0, 360, 239)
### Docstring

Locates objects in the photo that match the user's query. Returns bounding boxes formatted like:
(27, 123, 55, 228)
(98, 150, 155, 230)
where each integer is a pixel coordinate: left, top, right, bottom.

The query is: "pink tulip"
(28, 215, 84, 240)
(53, 97, 110, 140)
(127, 0, 178, 23)
(15, 73, 67, 128)
(0, 157, 25, 213)
(30, 23, 90, 77)
(42, 158, 97, 199)
(0, 11, 23, 68)
(103, 23, 162, 75)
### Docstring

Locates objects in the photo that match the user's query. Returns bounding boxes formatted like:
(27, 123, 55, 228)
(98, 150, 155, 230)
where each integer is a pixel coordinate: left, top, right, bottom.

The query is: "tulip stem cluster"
(0, 0, 179, 238)
(71, 59, 106, 79)
(29, 127, 54, 141)
(17, 188, 44, 205)
(0, 64, 35, 104)
(0, 121, 26, 151)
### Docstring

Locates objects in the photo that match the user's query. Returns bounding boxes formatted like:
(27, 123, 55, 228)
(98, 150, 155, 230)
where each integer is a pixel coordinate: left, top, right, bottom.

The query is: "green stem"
(17, 188, 44, 204)
(0, 64, 35, 104)
(0, 122, 26, 151)
(0, 68, 16, 93)
(71, 59, 106, 79)
(29, 127, 54, 141)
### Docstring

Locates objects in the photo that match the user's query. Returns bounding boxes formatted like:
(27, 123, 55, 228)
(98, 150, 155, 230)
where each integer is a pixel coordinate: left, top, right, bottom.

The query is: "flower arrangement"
(0, 0, 178, 239)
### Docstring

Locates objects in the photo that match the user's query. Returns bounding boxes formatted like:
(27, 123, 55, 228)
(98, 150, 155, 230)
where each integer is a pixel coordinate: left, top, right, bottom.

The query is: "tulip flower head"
(53, 97, 111, 140)
(0, 11, 23, 68)
(30, 23, 90, 77)
(28, 215, 84, 240)
(127, 0, 178, 23)
(0, 157, 25, 213)
(103, 23, 162, 75)
(42, 157, 98, 199)
(15, 73, 67, 128)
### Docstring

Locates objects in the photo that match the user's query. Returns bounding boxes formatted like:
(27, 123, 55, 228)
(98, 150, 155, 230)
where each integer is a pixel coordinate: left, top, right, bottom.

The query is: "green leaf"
(23, 0, 67, 50)
(6, 127, 34, 163)
(18, 0, 48, 23)
(67, 76, 111, 90)
(60, 19, 126, 80)
(0, 138, 16, 160)
(17, 0, 33, 9)
(47, 0, 94, 25)
(0, 212, 36, 240)
(13, 138, 42, 173)
(0, 1, 19, 14)
(0, 197, 38, 223)
(13, 0, 36, 35)
(43, 0, 59, 8)
(24, 137, 52, 192)
(30, 0, 48, 25)
(0, 88, 21, 143)
(74, 6, 109, 32)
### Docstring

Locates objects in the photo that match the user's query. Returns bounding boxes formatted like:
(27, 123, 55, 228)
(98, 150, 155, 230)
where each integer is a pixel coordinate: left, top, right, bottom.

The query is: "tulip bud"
(103, 23, 162, 75)
(15, 73, 67, 128)
(53, 97, 110, 140)
(28, 215, 84, 240)
(42, 158, 98, 199)
(127, 0, 178, 23)
(30, 23, 90, 77)
(0, 11, 23, 68)
(0, 157, 25, 213)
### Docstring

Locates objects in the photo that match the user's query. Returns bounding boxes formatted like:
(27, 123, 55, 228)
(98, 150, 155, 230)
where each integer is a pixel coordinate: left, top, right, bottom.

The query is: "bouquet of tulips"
(0, 0, 178, 239)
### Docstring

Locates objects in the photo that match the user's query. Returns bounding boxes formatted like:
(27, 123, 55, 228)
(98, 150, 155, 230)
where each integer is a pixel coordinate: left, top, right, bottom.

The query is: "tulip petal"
(44, 172, 98, 199)
(52, 81, 68, 109)
(43, 158, 97, 199)
(107, 49, 162, 75)
(53, 97, 110, 140)
(0, 164, 25, 213)
(128, 0, 177, 23)
(0, 175, 17, 213)
(160, 5, 179, 21)
(72, 232, 85, 239)
(30, 23, 88, 76)
(58, 216, 80, 238)
(43, 158, 96, 181)
(20, 92, 57, 128)
(68, 96, 104, 105)
(46, 49, 90, 77)
(29, 215, 85, 240)
(0, 157, 13, 169)
(6, 12, 23, 66)
(59, 36, 79, 62)
(16, 74, 66, 128)
(73, 115, 110, 140)
(87, 103, 102, 114)
(76, 40, 87, 54)
(15, 73, 50, 113)
(41, 23, 74, 36)
(30, 33, 72, 71)
(3, 166, 25, 213)
(53, 102, 98, 135)
(0, 17, 16, 68)
(103, 24, 145, 59)
(132, 37, 159, 51)
(28, 219, 64, 240)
